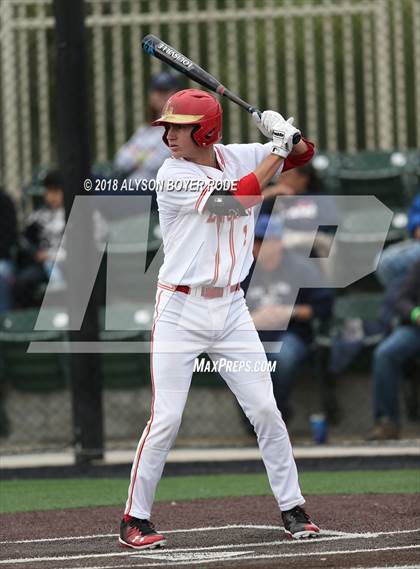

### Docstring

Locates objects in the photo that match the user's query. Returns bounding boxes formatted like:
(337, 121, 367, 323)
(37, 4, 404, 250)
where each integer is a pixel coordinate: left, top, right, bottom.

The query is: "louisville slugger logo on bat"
(143, 36, 195, 70)
(157, 42, 194, 69)
(142, 34, 221, 92)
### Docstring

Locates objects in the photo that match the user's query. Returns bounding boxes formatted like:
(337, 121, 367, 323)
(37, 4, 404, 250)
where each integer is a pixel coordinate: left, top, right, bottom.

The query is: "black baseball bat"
(142, 34, 301, 144)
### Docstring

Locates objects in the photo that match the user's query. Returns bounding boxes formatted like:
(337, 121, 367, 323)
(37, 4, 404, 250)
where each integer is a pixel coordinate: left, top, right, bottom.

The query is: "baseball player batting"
(119, 89, 320, 549)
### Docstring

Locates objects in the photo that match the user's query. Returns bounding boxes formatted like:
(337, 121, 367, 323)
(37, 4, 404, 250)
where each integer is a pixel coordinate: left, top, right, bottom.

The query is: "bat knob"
(248, 107, 261, 117)
(292, 132, 301, 145)
(142, 37, 156, 56)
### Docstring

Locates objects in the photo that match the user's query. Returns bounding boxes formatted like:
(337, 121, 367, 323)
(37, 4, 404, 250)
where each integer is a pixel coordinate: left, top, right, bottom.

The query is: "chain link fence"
(1, 0, 419, 199)
(0, 0, 419, 454)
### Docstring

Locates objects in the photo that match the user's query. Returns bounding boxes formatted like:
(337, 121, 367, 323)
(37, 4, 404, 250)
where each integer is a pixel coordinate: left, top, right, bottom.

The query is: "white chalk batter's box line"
(2, 545, 420, 568)
(1, 524, 419, 546)
(0, 525, 419, 567)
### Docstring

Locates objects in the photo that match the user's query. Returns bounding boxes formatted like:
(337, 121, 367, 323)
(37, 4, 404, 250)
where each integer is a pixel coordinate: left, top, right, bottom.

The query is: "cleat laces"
(129, 518, 156, 535)
(289, 506, 311, 523)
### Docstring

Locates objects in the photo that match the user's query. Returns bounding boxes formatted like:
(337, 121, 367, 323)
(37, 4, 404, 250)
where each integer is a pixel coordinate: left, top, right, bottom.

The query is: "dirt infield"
(1, 494, 419, 568)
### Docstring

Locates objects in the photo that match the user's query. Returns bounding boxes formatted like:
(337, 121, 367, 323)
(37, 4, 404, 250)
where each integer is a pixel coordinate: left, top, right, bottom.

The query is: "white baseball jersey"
(156, 141, 282, 287)
(124, 140, 307, 522)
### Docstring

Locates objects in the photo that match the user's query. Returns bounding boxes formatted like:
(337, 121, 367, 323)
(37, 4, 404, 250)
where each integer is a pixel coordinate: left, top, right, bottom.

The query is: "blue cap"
(150, 72, 181, 91)
(254, 214, 284, 239)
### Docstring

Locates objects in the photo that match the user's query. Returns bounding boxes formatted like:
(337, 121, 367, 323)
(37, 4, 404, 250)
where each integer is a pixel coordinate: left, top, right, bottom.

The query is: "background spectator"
(375, 192, 420, 290)
(110, 72, 181, 221)
(14, 170, 66, 307)
(261, 164, 338, 258)
(245, 214, 334, 423)
(114, 72, 181, 184)
(0, 187, 18, 314)
(368, 259, 420, 440)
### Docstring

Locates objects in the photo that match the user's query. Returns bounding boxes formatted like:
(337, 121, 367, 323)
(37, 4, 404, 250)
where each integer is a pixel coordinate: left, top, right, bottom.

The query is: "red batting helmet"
(152, 89, 222, 147)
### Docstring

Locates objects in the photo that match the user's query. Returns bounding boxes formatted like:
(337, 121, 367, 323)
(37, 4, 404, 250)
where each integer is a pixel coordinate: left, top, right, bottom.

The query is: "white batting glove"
(252, 110, 287, 139)
(271, 118, 301, 158)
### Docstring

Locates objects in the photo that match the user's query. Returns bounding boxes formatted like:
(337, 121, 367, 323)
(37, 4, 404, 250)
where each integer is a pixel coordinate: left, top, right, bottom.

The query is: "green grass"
(1, 469, 418, 514)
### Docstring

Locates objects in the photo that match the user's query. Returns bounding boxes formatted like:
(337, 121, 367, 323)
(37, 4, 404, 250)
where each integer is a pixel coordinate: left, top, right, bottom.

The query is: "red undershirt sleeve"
(229, 172, 262, 209)
(282, 137, 315, 172)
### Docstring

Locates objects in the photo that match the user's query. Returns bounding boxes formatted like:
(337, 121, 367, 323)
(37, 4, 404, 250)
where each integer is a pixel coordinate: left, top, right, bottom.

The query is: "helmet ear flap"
(191, 124, 201, 146)
(191, 122, 220, 147)
(204, 127, 217, 142)
(161, 124, 204, 148)
(162, 125, 170, 147)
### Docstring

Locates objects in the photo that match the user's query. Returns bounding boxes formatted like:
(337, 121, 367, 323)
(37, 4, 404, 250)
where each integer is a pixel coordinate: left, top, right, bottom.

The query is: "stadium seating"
(315, 151, 412, 206)
(0, 304, 155, 391)
(99, 303, 152, 389)
(0, 309, 69, 391)
(106, 211, 161, 302)
(313, 150, 416, 247)
(100, 351, 149, 389)
(311, 152, 342, 194)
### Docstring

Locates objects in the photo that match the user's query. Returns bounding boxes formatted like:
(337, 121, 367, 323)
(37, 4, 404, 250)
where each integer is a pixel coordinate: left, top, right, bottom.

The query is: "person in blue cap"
(114, 72, 181, 183)
(376, 192, 420, 289)
(245, 213, 334, 423)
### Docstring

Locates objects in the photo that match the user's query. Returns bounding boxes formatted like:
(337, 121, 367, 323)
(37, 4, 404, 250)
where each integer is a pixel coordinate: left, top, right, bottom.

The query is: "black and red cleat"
(281, 506, 320, 540)
(119, 516, 167, 550)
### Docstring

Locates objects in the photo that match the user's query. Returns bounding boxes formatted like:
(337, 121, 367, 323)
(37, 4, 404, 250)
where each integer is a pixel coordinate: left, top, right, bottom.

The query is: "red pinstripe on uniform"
(125, 290, 163, 516)
(227, 218, 236, 286)
(158, 282, 176, 292)
(214, 146, 225, 170)
(195, 183, 211, 212)
(210, 217, 221, 285)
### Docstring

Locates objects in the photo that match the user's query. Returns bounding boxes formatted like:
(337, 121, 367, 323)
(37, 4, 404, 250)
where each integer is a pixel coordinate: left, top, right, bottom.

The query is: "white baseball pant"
(124, 285, 305, 518)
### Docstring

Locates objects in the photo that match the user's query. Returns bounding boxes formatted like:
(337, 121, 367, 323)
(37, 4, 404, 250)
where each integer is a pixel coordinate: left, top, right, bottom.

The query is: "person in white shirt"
(14, 170, 66, 307)
(119, 89, 320, 550)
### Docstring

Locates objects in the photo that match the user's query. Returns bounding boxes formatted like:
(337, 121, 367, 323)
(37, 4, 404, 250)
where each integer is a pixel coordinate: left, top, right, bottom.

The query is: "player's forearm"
(253, 153, 284, 188)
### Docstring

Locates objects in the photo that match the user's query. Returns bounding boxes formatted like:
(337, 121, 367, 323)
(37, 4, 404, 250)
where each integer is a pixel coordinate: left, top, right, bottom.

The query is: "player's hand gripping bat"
(142, 34, 301, 145)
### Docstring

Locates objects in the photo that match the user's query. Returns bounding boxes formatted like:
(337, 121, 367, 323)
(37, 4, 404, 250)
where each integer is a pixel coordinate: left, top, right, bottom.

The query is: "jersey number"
(206, 212, 250, 224)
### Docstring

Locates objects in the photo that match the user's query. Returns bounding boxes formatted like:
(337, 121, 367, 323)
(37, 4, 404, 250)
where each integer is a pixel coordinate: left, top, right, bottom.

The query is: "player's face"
(166, 124, 199, 160)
